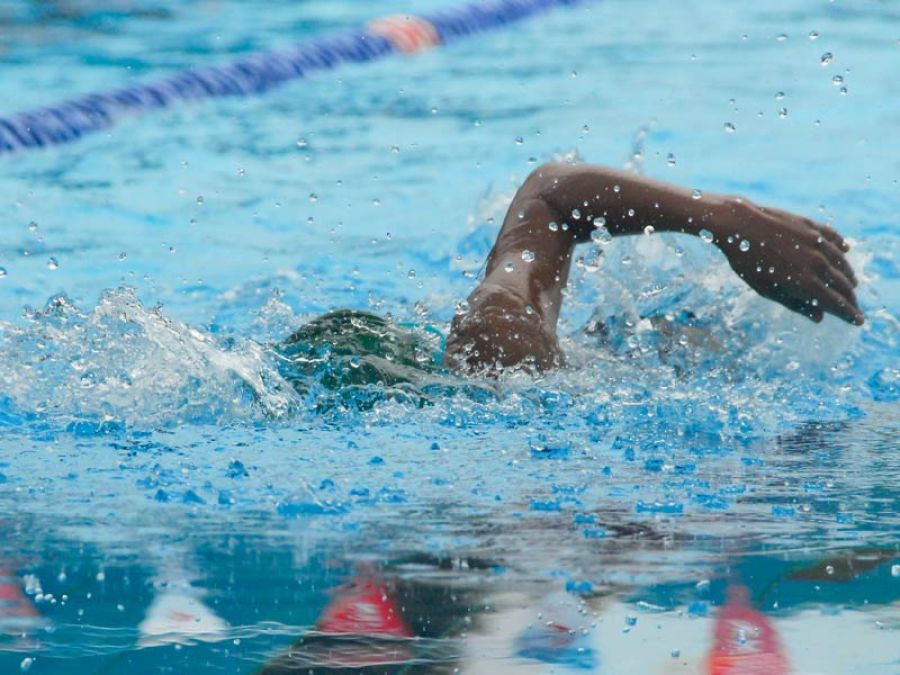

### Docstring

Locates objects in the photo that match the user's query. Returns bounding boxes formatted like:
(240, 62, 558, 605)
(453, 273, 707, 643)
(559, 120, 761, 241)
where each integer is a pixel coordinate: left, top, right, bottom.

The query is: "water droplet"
(118, 252, 127, 261)
(308, 193, 318, 203)
(582, 124, 590, 134)
(196, 195, 204, 205)
(47, 257, 59, 270)
(390, 144, 400, 154)
(691, 189, 702, 200)
(591, 225, 612, 246)
(20, 658, 34, 672)
(0, 267, 7, 279)
(372, 198, 381, 207)
(521, 249, 536, 263)
(237, 167, 245, 177)
(671, 649, 681, 658)
(775, 91, 785, 100)
(840, 86, 848, 95)
(891, 564, 900, 577)
(625, 614, 637, 626)
(832, 75, 844, 85)
(27, 221, 38, 232)
(699, 228, 714, 244)
(515, 136, 524, 145)
(778, 107, 788, 118)
(571, 70, 578, 78)
(296, 138, 308, 148)
(666, 153, 676, 167)
(775, 33, 788, 42)
(768, 266, 775, 274)
(548, 221, 559, 232)
(820, 51, 833, 66)
(621, 255, 632, 266)
(826, 565, 834, 575)
(811, 298, 819, 307)
(643, 225, 655, 236)
(612, 184, 621, 193)
(724, 122, 736, 133)
(627, 208, 635, 217)
(504, 262, 515, 273)
(739, 239, 751, 252)
(582, 248, 603, 273)
(808, 30, 819, 40)
(407, 269, 416, 279)
(571, 208, 582, 220)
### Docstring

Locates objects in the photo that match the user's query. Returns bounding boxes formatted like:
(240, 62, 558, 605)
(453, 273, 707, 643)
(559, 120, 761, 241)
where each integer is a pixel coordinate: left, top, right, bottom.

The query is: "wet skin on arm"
(443, 162, 863, 374)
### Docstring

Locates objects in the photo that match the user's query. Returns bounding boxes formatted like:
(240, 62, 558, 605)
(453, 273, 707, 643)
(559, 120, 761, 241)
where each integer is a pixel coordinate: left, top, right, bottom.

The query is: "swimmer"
(443, 162, 863, 373)
(277, 161, 862, 390)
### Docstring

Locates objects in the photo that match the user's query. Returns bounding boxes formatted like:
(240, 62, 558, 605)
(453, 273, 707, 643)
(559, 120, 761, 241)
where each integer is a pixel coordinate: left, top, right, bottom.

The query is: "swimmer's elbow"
(520, 161, 574, 201)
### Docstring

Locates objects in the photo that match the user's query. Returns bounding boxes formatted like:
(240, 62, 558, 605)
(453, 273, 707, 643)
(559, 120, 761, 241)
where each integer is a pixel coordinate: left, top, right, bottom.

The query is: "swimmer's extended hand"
(712, 198, 863, 325)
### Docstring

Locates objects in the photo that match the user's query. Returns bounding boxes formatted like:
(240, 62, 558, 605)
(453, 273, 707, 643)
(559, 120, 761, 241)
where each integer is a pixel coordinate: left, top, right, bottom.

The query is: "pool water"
(1, 0, 898, 673)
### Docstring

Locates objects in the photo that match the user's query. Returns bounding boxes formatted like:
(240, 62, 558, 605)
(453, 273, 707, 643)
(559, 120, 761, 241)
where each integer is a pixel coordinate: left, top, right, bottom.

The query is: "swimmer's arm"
(521, 162, 863, 325)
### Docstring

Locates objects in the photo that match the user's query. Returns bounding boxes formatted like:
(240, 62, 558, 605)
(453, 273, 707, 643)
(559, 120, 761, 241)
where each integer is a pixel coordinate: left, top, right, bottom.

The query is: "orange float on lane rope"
(366, 15, 441, 54)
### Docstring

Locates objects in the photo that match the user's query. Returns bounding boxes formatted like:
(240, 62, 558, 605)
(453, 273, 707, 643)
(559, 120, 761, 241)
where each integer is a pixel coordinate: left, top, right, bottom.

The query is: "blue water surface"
(0, 0, 898, 673)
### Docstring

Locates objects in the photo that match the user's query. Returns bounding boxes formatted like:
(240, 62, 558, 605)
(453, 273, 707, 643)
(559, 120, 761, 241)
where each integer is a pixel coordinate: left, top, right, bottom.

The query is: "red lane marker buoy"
(367, 15, 440, 54)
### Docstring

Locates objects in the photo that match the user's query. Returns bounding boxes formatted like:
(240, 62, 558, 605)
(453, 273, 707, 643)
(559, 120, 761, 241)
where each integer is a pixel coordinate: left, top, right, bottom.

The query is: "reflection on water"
(0, 412, 897, 673)
(1, 507, 897, 674)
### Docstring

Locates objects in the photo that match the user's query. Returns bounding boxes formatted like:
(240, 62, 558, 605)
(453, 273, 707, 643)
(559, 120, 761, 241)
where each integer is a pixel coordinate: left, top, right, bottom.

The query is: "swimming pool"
(1, 0, 898, 672)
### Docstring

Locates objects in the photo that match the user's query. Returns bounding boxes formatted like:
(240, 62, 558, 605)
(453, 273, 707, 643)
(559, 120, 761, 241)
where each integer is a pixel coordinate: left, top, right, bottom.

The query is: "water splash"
(0, 288, 297, 431)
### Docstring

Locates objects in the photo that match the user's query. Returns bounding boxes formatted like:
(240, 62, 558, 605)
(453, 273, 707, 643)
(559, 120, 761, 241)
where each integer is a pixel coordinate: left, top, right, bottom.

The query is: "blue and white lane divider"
(0, 0, 584, 155)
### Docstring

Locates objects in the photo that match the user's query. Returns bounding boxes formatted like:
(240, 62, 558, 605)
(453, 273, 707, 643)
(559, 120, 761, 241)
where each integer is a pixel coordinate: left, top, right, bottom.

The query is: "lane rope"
(0, 0, 583, 155)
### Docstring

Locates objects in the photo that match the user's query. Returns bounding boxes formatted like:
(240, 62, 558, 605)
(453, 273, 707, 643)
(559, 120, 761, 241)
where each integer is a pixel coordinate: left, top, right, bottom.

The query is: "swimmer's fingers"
(814, 222, 851, 252)
(760, 206, 852, 255)
(759, 205, 859, 289)
(809, 279, 864, 325)
(821, 266, 859, 315)
(803, 245, 858, 303)
(805, 245, 863, 323)
(818, 238, 859, 287)
(773, 256, 862, 325)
